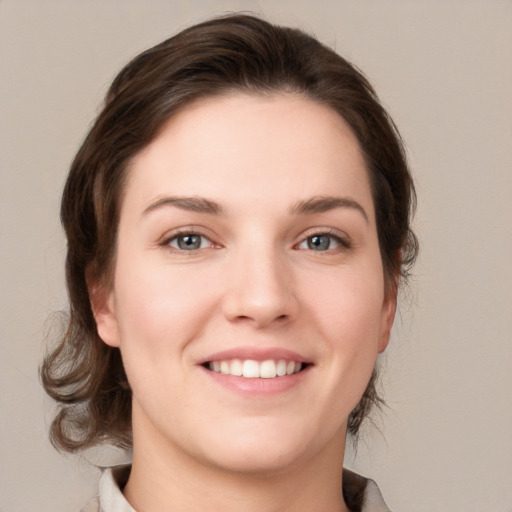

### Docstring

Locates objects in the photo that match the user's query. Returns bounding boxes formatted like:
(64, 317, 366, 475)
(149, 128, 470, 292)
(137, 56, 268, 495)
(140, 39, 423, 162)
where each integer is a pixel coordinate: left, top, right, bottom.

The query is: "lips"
(208, 359, 303, 378)
(199, 347, 311, 381)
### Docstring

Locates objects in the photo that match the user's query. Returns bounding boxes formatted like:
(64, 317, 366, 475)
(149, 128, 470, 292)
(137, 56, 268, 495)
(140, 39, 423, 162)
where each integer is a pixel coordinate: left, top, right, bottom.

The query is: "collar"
(85, 464, 391, 512)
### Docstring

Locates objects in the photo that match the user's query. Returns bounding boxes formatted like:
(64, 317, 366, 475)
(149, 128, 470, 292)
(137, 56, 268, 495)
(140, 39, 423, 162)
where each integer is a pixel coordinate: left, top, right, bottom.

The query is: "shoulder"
(79, 465, 134, 512)
(362, 478, 392, 511)
(79, 496, 100, 512)
(343, 468, 392, 512)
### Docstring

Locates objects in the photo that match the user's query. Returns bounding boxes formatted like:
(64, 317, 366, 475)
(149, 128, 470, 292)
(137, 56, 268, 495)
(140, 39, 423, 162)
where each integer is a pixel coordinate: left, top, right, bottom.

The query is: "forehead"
(123, 92, 373, 218)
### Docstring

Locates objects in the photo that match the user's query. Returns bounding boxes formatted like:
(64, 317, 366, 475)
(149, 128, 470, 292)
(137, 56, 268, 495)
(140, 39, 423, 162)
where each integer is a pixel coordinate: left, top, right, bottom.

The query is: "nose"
(221, 245, 298, 328)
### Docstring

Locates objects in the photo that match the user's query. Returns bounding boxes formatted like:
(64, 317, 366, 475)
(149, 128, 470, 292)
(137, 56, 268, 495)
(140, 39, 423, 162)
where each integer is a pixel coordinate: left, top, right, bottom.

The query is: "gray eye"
(171, 234, 207, 250)
(179, 234, 201, 250)
(307, 235, 331, 251)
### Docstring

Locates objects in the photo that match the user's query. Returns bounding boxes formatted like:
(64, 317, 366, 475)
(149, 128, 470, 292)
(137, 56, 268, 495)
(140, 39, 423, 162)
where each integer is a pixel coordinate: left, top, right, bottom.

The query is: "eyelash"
(161, 230, 216, 253)
(296, 229, 351, 252)
(161, 228, 351, 254)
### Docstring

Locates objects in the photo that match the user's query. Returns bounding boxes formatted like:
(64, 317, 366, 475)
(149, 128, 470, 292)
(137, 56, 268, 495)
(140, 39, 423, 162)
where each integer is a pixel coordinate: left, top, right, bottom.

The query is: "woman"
(42, 13, 417, 512)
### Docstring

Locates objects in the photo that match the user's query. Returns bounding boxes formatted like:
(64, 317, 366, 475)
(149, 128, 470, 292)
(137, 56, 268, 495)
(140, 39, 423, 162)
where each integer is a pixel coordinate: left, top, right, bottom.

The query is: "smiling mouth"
(203, 359, 309, 379)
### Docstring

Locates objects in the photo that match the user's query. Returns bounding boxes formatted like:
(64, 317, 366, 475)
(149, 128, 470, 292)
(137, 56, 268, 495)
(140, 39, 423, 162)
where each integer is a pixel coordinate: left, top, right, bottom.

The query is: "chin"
(194, 418, 329, 475)
(204, 444, 305, 475)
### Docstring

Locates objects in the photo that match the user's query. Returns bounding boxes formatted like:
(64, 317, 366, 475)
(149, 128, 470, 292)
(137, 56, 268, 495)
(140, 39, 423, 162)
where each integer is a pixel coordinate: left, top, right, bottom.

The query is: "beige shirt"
(80, 465, 391, 512)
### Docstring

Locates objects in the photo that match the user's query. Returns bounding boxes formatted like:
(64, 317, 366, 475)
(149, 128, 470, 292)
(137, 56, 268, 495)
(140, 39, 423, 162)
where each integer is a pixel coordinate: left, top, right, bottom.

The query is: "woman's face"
(94, 93, 395, 474)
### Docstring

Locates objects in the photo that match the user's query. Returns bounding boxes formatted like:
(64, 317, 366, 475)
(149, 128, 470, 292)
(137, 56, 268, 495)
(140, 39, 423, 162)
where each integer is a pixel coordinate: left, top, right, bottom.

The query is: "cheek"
(305, 258, 386, 341)
(111, 260, 222, 418)
(303, 259, 386, 394)
(112, 255, 219, 360)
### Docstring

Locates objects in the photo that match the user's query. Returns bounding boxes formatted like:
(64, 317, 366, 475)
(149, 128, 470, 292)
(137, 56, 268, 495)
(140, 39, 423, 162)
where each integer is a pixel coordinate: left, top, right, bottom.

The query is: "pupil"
(309, 235, 330, 251)
(179, 234, 200, 250)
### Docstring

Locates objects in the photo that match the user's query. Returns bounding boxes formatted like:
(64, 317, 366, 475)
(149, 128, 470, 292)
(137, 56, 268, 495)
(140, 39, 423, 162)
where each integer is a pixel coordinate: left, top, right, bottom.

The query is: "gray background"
(1, 1, 511, 511)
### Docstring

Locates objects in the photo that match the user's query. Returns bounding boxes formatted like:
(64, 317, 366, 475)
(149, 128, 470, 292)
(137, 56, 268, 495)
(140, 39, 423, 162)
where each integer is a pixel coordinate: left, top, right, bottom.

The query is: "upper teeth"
(208, 359, 302, 378)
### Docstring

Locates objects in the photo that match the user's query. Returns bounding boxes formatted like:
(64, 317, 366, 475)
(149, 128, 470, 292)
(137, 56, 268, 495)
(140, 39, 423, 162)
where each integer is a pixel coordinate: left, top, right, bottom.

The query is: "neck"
(123, 407, 350, 512)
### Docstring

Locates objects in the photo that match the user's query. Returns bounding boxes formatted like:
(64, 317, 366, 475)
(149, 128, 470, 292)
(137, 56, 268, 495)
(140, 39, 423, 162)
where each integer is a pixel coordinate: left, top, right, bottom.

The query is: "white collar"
(84, 465, 391, 512)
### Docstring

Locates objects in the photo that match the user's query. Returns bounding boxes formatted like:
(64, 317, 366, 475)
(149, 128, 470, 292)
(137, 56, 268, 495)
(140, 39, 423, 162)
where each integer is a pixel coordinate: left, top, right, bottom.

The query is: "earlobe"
(378, 291, 397, 354)
(88, 280, 121, 348)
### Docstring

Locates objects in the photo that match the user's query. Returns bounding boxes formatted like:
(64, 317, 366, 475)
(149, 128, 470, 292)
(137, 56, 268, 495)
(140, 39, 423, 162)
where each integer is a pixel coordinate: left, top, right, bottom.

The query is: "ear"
(88, 278, 121, 348)
(378, 288, 397, 354)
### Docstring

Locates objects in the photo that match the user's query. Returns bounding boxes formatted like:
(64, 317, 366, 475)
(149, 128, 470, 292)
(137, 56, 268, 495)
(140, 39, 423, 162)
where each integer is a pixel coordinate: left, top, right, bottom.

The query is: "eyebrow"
(290, 195, 369, 223)
(143, 196, 223, 215)
(142, 194, 368, 222)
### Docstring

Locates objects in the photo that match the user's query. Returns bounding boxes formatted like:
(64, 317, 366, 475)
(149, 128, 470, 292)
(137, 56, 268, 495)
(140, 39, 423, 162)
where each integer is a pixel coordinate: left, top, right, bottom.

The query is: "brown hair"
(41, 13, 417, 452)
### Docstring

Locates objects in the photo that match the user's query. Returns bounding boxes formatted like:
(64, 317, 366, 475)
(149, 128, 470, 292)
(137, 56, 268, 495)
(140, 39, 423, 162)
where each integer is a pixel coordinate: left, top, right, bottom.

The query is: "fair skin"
(93, 93, 396, 512)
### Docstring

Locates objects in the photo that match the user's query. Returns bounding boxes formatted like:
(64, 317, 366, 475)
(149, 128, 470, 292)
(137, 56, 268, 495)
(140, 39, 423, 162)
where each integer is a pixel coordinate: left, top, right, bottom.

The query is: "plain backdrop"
(1, 1, 511, 511)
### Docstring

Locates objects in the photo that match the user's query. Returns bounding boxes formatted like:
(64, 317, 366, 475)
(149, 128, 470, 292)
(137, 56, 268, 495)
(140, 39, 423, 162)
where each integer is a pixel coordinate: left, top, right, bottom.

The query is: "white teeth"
(260, 360, 277, 379)
(230, 359, 243, 376)
(276, 359, 287, 376)
(242, 360, 260, 378)
(208, 358, 304, 378)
